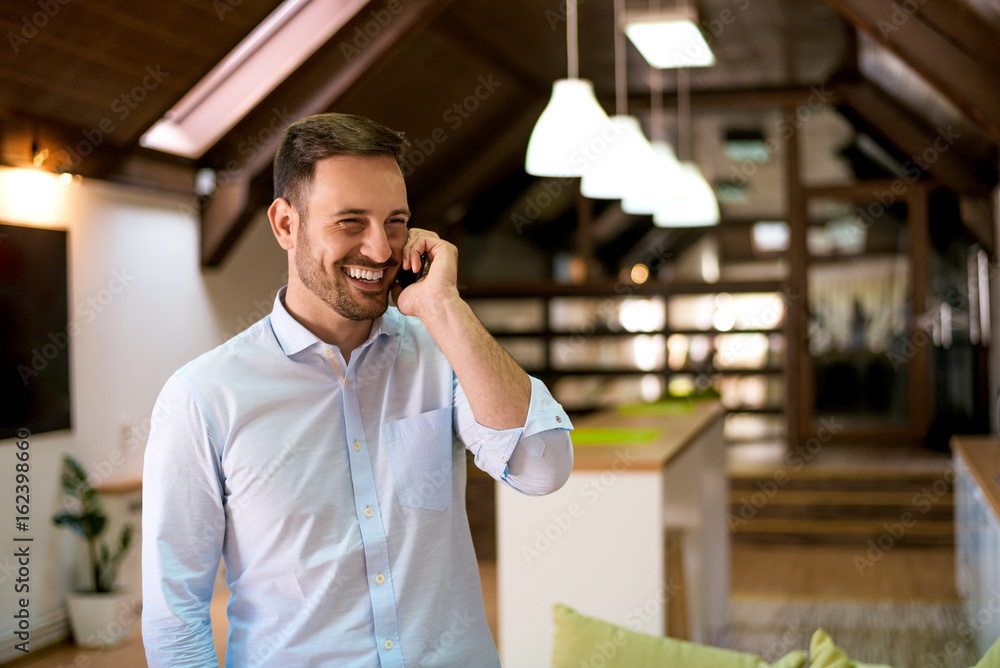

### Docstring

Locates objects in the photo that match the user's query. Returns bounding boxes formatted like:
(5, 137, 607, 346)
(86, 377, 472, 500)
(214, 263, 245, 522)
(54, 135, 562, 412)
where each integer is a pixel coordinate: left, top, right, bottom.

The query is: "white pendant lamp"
(581, 0, 656, 198)
(525, 0, 611, 177)
(581, 115, 656, 199)
(653, 162, 720, 227)
(621, 140, 682, 214)
(653, 67, 719, 227)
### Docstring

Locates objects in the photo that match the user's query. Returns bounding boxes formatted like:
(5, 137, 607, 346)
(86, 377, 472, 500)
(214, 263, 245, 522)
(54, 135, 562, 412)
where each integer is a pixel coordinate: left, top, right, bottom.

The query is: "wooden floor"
(11, 443, 962, 665)
(730, 543, 957, 600)
(8, 542, 956, 666)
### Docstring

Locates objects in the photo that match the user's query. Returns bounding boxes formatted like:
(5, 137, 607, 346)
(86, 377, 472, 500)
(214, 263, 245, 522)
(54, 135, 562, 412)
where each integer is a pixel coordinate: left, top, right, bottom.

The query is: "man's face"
(293, 155, 409, 322)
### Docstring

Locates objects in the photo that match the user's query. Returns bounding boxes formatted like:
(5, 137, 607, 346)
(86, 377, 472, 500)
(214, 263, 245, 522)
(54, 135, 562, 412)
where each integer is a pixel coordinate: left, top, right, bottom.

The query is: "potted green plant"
(52, 455, 136, 648)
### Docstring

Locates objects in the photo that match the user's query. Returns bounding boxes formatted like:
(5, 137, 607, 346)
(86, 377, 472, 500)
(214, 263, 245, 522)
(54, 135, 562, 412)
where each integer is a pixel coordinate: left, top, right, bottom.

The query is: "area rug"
(719, 596, 981, 667)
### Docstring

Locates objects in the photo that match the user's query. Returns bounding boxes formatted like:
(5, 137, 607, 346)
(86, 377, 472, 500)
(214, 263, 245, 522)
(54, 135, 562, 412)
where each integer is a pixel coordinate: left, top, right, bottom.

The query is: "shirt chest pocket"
(381, 406, 454, 511)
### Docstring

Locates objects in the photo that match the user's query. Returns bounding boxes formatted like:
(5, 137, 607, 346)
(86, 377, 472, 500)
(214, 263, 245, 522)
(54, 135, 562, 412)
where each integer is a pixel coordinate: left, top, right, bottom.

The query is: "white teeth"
(344, 267, 384, 282)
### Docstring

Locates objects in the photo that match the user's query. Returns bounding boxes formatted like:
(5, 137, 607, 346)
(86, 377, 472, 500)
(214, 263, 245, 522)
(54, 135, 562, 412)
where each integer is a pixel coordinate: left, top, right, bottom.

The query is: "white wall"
(991, 173, 1000, 435)
(0, 167, 286, 658)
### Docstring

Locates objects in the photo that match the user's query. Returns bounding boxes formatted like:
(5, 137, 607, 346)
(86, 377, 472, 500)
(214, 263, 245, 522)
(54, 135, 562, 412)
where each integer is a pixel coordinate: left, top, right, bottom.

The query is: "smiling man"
(141, 113, 574, 667)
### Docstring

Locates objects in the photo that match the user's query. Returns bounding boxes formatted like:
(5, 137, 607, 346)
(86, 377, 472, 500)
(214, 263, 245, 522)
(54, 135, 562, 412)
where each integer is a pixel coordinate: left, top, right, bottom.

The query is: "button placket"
(340, 360, 401, 664)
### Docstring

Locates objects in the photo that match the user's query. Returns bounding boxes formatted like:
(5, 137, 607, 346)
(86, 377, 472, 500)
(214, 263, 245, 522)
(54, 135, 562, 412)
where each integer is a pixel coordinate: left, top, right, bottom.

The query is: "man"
(141, 113, 574, 666)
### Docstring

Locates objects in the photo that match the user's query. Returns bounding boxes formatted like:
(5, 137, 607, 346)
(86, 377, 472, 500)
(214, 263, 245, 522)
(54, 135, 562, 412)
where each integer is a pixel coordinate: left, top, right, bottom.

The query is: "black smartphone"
(395, 252, 429, 289)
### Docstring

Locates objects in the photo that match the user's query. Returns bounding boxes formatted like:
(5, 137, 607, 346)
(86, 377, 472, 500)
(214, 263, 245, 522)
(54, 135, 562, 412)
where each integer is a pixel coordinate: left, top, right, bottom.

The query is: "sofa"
(550, 604, 1000, 668)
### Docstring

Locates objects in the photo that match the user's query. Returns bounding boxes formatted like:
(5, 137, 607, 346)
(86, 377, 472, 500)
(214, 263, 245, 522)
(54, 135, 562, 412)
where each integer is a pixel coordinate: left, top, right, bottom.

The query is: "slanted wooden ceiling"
(0, 0, 997, 267)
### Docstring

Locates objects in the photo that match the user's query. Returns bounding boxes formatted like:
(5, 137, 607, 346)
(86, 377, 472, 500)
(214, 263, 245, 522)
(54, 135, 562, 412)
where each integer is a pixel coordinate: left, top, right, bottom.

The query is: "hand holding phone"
(395, 252, 429, 289)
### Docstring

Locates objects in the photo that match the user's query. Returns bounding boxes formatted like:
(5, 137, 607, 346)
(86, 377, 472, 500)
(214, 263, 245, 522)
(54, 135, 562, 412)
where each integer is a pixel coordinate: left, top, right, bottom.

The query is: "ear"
(268, 198, 298, 250)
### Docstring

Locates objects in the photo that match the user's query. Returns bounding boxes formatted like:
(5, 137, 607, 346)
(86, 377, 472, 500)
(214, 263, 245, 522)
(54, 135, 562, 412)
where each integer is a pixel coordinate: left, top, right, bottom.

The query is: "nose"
(360, 223, 392, 264)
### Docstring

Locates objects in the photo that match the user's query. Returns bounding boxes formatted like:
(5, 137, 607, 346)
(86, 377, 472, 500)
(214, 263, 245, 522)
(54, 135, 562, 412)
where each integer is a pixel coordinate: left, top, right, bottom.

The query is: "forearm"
(421, 294, 531, 430)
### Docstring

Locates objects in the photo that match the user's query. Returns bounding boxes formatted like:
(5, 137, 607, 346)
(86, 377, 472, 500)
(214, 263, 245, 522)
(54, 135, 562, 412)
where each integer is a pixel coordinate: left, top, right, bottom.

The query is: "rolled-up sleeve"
(141, 372, 225, 667)
(455, 375, 574, 495)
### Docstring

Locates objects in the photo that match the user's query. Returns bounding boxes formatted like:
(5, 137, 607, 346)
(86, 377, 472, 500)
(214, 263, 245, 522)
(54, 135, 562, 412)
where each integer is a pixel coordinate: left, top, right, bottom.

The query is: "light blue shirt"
(141, 287, 574, 667)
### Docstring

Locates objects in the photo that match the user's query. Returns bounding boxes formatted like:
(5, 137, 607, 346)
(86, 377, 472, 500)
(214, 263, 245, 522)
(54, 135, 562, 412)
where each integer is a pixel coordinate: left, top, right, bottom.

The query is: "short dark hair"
(273, 113, 411, 217)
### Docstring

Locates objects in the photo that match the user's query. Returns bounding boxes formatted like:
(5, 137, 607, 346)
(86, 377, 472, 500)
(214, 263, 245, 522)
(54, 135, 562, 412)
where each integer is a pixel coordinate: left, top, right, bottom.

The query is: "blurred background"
(0, 0, 998, 665)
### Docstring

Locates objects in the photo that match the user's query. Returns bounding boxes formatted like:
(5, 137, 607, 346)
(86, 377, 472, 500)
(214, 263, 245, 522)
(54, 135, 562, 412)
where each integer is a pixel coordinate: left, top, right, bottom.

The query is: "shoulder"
(165, 317, 280, 398)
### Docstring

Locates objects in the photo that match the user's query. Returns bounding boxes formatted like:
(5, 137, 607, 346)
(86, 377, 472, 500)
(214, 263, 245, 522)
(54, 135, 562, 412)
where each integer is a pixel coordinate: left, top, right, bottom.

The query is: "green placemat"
(571, 427, 662, 446)
(617, 400, 695, 417)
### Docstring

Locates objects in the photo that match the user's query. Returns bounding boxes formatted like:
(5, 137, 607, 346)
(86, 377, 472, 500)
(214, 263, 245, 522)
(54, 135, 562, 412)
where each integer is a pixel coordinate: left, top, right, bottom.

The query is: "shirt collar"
(269, 285, 404, 357)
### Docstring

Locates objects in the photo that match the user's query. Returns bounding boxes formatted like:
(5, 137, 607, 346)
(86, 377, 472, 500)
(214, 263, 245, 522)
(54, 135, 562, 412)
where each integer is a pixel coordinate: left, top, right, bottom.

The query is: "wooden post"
(785, 101, 809, 448)
(908, 184, 930, 442)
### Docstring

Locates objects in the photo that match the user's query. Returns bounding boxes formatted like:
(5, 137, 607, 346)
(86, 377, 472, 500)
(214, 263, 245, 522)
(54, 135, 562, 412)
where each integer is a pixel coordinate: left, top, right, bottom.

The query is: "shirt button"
(323, 348, 334, 358)
(384, 640, 393, 650)
(365, 507, 373, 518)
(375, 573, 385, 584)
(345, 378, 351, 386)
(353, 441, 361, 451)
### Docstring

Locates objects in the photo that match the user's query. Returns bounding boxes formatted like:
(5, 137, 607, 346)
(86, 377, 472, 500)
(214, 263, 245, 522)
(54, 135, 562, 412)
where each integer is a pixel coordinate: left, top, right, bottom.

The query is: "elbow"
(539, 461, 573, 495)
(510, 432, 573, 496)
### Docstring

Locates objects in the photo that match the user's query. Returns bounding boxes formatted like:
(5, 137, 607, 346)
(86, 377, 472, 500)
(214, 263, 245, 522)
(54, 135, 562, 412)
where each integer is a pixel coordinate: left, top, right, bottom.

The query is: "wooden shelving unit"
(462, 283, 790, 439)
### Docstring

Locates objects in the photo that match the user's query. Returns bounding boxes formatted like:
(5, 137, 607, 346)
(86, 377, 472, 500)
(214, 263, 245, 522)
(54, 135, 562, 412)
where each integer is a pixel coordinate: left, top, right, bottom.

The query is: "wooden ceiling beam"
(910, 0, 1000, 74)
(623, 84, 842, 112)
(837, 77, 987, 194)
(0, 109, 194, 194)
(199, 0, 456, 267)
(408, 99, 545, 232)
(825, 0, 1000, 144)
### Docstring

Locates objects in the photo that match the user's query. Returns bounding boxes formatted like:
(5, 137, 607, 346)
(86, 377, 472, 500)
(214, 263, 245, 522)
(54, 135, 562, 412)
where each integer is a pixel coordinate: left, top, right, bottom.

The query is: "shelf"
(475, 288, 790, 435)
(675, 366, 785, 376)
(548, 368, 667, 375)
(491, 328, 785, 338)
(722, 405, 785, 414)
(669, 328, 783, 336)
(461, 279, 787, 299)
(549, 367, 780, 375)
(560, 401, 783, 415)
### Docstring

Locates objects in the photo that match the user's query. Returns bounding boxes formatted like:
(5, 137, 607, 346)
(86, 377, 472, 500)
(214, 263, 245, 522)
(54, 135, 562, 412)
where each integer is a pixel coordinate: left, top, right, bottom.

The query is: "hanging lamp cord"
(678, 67, 691, 161)
(614, 0, 626, 116)
(567, 0, 579, 79)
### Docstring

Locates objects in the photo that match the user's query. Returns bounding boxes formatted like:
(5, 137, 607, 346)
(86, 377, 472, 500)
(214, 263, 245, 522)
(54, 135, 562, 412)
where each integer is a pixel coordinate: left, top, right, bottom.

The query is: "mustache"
(336, 258, 397, 270)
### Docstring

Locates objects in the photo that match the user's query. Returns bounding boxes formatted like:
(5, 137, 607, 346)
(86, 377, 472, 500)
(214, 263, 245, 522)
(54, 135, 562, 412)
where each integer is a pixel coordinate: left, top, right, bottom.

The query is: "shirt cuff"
(469, 376, 573, 478)
(522, 376, 574, 437)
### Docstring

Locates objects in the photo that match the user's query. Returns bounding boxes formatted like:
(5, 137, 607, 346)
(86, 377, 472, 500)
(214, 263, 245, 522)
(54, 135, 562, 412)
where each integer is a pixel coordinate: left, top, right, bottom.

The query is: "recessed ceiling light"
(624, 6, 715, 69)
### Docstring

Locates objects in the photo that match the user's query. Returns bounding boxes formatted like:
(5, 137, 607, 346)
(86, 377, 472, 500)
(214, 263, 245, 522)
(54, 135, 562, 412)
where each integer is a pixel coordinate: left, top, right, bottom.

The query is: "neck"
(283, 282, 373, 364)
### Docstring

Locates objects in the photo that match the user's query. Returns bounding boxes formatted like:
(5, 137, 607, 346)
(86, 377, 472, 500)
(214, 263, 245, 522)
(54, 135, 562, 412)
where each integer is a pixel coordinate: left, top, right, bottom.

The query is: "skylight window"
(141, 0, 368, 158)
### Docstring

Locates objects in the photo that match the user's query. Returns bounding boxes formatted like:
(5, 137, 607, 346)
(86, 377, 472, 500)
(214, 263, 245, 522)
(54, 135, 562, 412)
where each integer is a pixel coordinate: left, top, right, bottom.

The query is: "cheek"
(389, 229, 408, 253)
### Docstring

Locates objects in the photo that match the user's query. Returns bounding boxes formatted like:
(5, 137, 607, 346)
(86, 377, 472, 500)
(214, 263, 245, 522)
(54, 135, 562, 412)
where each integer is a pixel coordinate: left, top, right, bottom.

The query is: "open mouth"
(342, 266, 387, 288)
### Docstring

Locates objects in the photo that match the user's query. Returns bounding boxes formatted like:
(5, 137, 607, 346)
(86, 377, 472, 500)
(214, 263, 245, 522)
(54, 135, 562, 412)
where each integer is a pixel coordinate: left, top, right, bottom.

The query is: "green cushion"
(809, 627, 1000, 668)
(808, 629, 894, 668)
(550, 603, 807, 668)
(975, 635, 1000, 668)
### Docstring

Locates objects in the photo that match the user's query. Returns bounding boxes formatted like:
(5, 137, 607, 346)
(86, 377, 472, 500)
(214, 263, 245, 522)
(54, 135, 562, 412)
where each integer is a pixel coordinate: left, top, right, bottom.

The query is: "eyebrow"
(329, 208, 410, 218)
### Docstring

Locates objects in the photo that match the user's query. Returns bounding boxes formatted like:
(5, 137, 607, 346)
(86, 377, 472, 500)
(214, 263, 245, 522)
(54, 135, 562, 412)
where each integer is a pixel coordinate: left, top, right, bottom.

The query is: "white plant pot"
(66, 590, 139, 648)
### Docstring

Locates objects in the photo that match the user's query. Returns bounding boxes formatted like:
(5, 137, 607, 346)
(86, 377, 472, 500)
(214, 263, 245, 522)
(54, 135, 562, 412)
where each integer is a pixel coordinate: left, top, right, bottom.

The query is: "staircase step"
(726, 464, 954, 545)
(727, 489, 953, 506)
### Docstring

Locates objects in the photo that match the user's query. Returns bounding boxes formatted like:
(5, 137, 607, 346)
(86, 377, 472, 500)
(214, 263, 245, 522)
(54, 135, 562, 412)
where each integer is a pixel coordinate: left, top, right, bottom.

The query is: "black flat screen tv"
(0, 222, 71, 440)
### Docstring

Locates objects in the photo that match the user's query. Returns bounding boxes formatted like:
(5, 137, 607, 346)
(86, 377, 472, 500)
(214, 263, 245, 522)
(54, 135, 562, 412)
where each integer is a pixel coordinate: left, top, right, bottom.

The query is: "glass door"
(799, 185, 927, 443)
